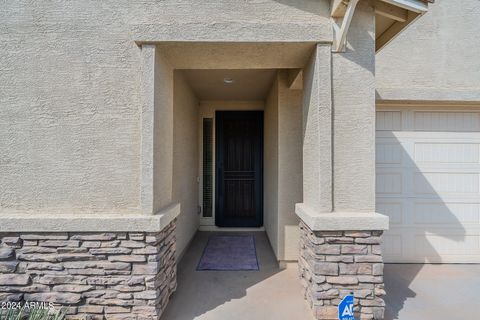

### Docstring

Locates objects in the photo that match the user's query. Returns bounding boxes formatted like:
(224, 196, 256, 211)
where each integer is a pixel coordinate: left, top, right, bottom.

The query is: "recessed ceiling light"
(223, 77, 234, 84)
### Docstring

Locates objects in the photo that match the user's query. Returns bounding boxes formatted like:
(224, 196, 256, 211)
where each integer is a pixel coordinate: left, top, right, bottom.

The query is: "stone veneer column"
(0, 220, 176, 320)
(299, 222, 385, 320)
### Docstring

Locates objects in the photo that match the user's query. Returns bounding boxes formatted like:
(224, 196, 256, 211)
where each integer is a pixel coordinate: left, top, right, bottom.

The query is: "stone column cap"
(0, 203, 180, 232)
(295, 203, 389, 231)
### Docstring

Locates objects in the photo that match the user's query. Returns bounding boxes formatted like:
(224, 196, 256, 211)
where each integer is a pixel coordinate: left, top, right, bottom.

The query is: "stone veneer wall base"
(0, 220, 177, 320)
(299, 221, 385, 320)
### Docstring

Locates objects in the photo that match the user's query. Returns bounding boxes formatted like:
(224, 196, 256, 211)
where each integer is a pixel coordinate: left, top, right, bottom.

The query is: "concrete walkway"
(161, 231, 315, 320)
(384, 263, 480, 320)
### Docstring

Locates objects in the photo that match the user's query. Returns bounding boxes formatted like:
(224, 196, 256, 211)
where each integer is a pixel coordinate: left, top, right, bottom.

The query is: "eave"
(330, 0, 433, 52)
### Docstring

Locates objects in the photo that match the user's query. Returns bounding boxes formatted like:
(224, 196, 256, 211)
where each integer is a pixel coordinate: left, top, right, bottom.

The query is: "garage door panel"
(414, 143, 480, 164)
(376, 108, 480, 263)
(414, 233, 480, 257)
(413, 202, 480, 225)
(383, 227, 480, 263)
(376, 143, 403, 164)
(376, 111, 402, 131)
(382, 233, 403, 258)
(413, 172, 480, 195)
(377, 201, 403, 224)
(376, 172, 403, 194)
(414, 111, 480, 132)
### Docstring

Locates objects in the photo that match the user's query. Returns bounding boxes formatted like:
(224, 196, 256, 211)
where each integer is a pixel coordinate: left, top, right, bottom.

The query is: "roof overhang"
(331, 0, 433, 52)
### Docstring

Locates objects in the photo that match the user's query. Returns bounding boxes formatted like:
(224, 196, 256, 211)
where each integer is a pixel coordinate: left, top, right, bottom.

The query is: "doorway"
(215, 111, 264, 227)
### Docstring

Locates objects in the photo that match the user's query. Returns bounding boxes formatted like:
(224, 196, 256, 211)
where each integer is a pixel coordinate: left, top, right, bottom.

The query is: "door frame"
(197, 102, 265, 228)
(214, 110, 264, 227)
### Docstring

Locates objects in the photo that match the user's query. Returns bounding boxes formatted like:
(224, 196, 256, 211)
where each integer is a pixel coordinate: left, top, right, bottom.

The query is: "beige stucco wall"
(277, 71, 303, 261)
(0, 0, 331, 216)
(131, 1, 332, 43)
(264, 78, 280, 258)
(173, 71, 200, 258)
(0, 7, 143, 214)
(333, 2, 376, 213)
(376, 0, 480, 102)
(153, 51, 174, 214)
(265, 71, 303, 261)
(302, 44, 333, 214)
(198, 101, 264, 119)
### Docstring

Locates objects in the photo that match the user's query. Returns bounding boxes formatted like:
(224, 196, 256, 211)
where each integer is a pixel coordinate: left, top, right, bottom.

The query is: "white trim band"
(295, 203, 389, 231)
(0, 203, 180, 232)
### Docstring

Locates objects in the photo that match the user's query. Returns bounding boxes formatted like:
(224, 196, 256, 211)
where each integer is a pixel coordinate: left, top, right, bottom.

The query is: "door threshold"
(198, 225, 265, 232)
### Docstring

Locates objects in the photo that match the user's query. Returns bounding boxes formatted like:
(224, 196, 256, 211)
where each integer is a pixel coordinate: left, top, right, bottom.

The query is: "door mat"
(197, 235, 259, 271)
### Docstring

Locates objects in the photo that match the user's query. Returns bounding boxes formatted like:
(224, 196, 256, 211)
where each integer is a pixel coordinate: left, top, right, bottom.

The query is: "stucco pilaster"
(332, 1, 376, 213)
(140, 44, 156, 214)
(153, 48, 174, 213)
(302, 44, 333, 214)
(140, 44, 174, 215)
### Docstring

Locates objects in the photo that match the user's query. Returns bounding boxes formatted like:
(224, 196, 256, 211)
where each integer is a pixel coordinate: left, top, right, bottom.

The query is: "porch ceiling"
(182, 69, 277, 101)
(156, 42, 316, 69)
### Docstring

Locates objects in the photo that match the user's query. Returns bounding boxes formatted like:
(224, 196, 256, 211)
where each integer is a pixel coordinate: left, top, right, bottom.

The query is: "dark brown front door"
(215, 111, 263, 227)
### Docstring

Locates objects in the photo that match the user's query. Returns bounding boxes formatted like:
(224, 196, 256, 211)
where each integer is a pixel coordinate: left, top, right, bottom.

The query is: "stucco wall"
(152, 51, 174, 213)
(172, 71, 200, 258)
(302, 44, 333, 214)
(376, 0, 480, 102)
(264, 71, 303, 261)
(264, 78, 280, 258)
(198, 101, 265, 119)
(0, 2, 143, 214)
(277, 71, 303, 261)
(131, 0, 331, 42)
(333, 1, 376, 212)
(0, 0, 331, 216)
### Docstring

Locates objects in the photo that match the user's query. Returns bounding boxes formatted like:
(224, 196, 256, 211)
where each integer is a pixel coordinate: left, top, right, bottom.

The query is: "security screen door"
(215, 111, 263, 227)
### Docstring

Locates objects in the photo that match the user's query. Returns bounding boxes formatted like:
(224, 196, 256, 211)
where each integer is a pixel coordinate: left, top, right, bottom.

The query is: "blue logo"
(338, 295, 355, 320)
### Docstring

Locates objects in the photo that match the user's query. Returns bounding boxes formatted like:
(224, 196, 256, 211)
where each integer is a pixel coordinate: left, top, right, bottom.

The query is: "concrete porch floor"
(162, 231, 480, 320)
(161, 231, 315, 320)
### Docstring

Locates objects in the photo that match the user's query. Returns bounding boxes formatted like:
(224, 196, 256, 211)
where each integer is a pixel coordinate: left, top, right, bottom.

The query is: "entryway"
(190, 69, 276, 233)
(163, 62, 308, 319)
(167, 45, 305, 261)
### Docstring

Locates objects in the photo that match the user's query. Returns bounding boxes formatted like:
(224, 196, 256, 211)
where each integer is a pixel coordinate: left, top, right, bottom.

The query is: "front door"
(215, 111, 263, 227)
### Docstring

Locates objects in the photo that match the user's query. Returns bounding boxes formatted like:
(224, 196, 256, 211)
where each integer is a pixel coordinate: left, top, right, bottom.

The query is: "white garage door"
(376, 108, 480, 263)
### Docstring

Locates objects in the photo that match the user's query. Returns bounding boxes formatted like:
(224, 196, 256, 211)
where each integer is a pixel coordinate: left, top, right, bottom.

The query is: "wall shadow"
(379, 134, 467, 320)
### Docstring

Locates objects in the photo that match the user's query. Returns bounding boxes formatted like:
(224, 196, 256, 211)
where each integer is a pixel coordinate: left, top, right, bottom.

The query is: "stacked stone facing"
(0, 220, 176, 320)
(299, 221, 385, 320)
